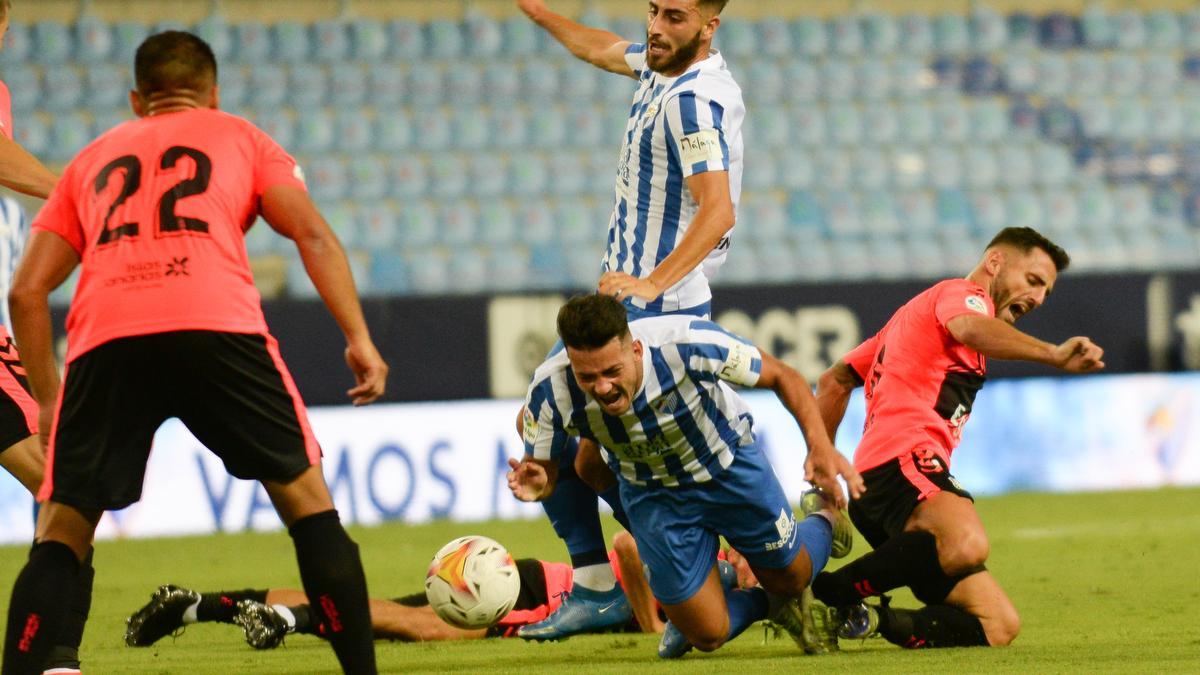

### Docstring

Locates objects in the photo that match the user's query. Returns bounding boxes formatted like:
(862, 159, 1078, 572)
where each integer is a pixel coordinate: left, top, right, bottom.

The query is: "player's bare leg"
(573, 438, 616, 493)
(254, 589, 487, 642)
(611, 532, 664, 633)
(660, 566, 730, 651)
(0, 436, 44, 494)
(904, 491, 990, 575)
(261, 464, 376, 673)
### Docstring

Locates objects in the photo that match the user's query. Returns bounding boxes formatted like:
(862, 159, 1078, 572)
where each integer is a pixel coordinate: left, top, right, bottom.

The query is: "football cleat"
(766, 588, 840, 655)
(836, 603, 881, 640)
(516, 585, 631, 641)
(124, 584, 199, 647)
(800, 488, 854, 559)
(232, 600, 290, 650)
(657, 621, 693, 659)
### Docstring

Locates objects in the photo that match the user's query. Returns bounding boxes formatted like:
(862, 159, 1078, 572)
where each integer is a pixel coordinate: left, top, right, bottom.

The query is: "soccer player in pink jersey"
(812, 227, 1105, 650)
(2, 31, 386, 675)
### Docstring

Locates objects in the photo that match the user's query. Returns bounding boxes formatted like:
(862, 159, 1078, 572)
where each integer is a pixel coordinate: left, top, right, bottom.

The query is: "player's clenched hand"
(598, 271, 661, 304)
(1053, 336, 1105, 374)
(344, 340, 388, 405)
(804, 442, 864, 509)
(507, 457, 549, 502)
(516, 0, 548, 20)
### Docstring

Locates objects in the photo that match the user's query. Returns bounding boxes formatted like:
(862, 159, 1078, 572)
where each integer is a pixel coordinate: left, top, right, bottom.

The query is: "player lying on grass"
(123, 532, 755, 649)
(812, 227, 1105, 649)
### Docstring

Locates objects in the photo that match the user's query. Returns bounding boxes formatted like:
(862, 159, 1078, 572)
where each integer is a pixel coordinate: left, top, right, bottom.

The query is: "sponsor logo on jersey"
(965, 295, 988, 315)
(521, 408, 539, 446)
(615, 433, 671, 460)
(652, 389, 680, 415)
(679, 129, 724, 166)
(718, 342, 756, 385)
(765, 507, 797, 551)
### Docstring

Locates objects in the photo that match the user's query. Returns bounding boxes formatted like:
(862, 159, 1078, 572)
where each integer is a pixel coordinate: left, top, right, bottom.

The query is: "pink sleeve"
(842, 333, 880, 383)
(252, 125, 307, 197)
(933, 280, 994, 327)
(31, 162, 84, 254)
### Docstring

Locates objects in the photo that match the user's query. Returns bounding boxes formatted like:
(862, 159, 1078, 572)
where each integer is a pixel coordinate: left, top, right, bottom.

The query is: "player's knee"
(938, 532, 989, 574)
(611, 530, 635, 555)
(984, 606, 1021, 646)
(688, 628, 729, 652)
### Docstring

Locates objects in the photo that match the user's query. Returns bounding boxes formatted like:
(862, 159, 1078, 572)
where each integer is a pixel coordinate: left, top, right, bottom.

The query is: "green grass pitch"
(1, 486, 1197, 673)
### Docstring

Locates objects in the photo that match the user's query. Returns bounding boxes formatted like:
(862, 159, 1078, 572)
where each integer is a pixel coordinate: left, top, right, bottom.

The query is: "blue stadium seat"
(244, 221, 279, 256)
(1077, 184, 1115, 232)
(1112, 10, 1147, 51)
(587, 150, 616, 196)
(897, 14, 934, 54)
(304, 158, 348, 202)
(271, 21, 309, 63)
(897, 103, 934, 144)
(819, 60, 856, 101)
(42, 67, 83, 113)
(234, 20, 273, 63)
(853, 148, 889, 190)
(329, 63, 367, 108)
(756, 19, 792, 58)
(428, 155, 468, 199)
(520, 199, 557, 246)
(791, 17, 828, 56)
(1033, 52, 1069, 98)
(289, 66, 328, 109)
(969, 100, 1009, 143)
(935, 189, 972, 232)
(824, 190, 863, 239)
(1184, 9, 1200, 51)
(13, 114, 49, 157)
(464, 14, 503, 58)
(32, 20, 72, 64)
(427, 19, 464, 60)
(407, 65, 445, 108)
(1110, 99, 1148, 142)
(367, 64, 405, 108)
(1033, 144, 1075, 187)
(933, 13, 970, 54)
(468, 154, 508, 198)
(969, 7, 1009, 52)
(1112, 185, 1153, 232)
(783, 61, 820, 103)
(745, 62, 784, 104)
(786, 190, 826, 238)
(862, 13, 899, 54)
(772, 147, 814, 192)
(439, 203, 478, 247)
(369, 251, 409, 295)
(827, 104, 863, 145)
(528, 243, 569, 288)
(996, 144, 1035, 189)
(1041, 188, 1080, 235)
(374, 110, 412, 153)
(347, 157, 388, 201)
(445, 62, 484, 107)
(927, 146, 962, 189)
(739, 142, 776, 189)
(478, 201, 519, 246)
(713, 241, 756, 285)
(1001, 54, 1036, 95)
(294, 110, 335, 153)
(1038, 12, 1079, 50)
(1183, 99, 1200, 140)
(0, 20, 31, 63)
(312, 19, 350, 63)
(1038, 101, 1080, 143)
(1079, 6, 1114, 49)
(1008, 96, 1040, 139)
(970, 190, 1007, 233)
(413, 113, 452, 151)
(397, 201, 438, 246)
(561, 61, 600, 102)
(483, 62, 521, 102)
(565, 244, 605, 290)
(828, 16, 864, 56)
(528, 106, 568, 150)
(253, 110, 296, 152)
(446, 247, 487, 294)
(451, 108, 488, 150)
(1107, 53, 1142, 98)
(815, 147, 853, 190)
(1006, 13, 1039, 51)
(555, 201, 597, 245)
(902, 234, 946, 279)
(1066, 53, 1104, 99)
(856, 59, 891, 101)
(895, 190, 936, 233)
(406, 248, 451, 295)
(389, 19, 425, 60)
(962, 147, 999, 190)
(867, 235, 909, 280)
(939, 235, 983, 274)
(3, 64, 39, 113)
(349, 18, 388, 61)
(743, 197, 787, 243)
(932, 101, 970, 144)
(357, 202, 400, 250)
(511, 155, 549, 197)
(829, 240, 871, 280)
(717, 19, 756, 59)
(490, 108, 530, 151)
(1142, 53, 1179, 97)
(962, 56, 1001, 95)
(860, 190, 899, 234)
(758, 239, 802, 284)
(502, 14, 541, 57)
(489, 244, 533, 292)
(891, 147, 928, 189)
(390, 154, 427, 199)
(109, 21, 146, 65)
(522, 61, 559, 102)
(248, 64, 287, 109)
(547, 152, 587, 196)
(1075, 96, 1112, 138)
(793, 239, 836, 282)
(74, 16, 113, 63)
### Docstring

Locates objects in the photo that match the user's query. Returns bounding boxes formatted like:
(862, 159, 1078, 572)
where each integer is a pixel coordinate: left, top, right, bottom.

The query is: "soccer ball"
(424, 535, 520, 629)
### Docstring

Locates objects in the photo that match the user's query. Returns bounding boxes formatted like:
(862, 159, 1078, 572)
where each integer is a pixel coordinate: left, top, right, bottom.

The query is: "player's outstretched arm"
(815, 360, 860, 441)
(8, 231, 79, 444)
(755, 351, 864, 507)
(946, 314, 1105, 373)
(260, 185, 388, 405)
(600, 170, 734, 304)
(506, 457, 559, 501)
(0, 134, 58, 199)
(517, 0, 636, 78)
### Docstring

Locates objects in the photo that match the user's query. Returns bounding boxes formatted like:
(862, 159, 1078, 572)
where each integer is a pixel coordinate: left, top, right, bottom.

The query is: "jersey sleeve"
(251, 124, 308, 197)
(682, 320, 763, 387)
(522, 377, 572, 462)
(933, 280, 994, 327)
(663, 89, 731, 178)
(624, 43, 647, 78)
(30, 161, 85, 254)
(842, 334, 880, 384)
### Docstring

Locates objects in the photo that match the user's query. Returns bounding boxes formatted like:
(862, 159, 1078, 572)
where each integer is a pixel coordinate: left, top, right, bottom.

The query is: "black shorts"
(848, 448, 974, 550)
(42, 330, 320, 510)
(0, 335, 38, 453)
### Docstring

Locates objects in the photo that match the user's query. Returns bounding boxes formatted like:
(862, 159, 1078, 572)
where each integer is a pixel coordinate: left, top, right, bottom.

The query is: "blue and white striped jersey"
(603, 44, 744, 314)
(523, 315, 763, 488)
(0, 196, 28, 333)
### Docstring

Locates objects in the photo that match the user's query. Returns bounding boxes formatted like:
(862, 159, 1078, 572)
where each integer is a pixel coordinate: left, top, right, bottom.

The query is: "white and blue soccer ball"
(424, 535, 520, 629)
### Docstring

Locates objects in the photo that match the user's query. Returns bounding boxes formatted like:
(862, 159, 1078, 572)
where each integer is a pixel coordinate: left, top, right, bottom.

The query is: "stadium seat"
(935, 189, 972, 232)
(715, 240, 758, 286)
(522, 61, 560, 102)
(933, 13, 971, 54)
(42, 67, 82, 113)
(349, 18, 388, 61)
(428, 154, 468, 199)
(888, 58, 928, 100)
(90, 110, 130, 138)
(792, 239, 836, 282)
(743, 198, 787, 243)
(1075, 96, 1112, 137)
(388, 19, 425, 61)
(397, 200, 438, 247)
(317, 200, 357, 249)
(312, 19, 350, 63)
(244, 220, 280, 256)
(519, 199, 557, 246)
(996, 143, 1035, 189)
(1006, 12, 1039, 51)
(1068, 52, 1106, 98)
(32, 20, 72, 64)
(927, 146, 963, 189)
(826, 104, 863, 145)
(294, 110, 335, 153)
(1076, 184, 1116, 232)
(233, 20, 273, 64)
(253, 110, 296, 152)
(888, 147, 926, 189)
(3, 64, 39, 113)
(786, 190, 826, 238)
(303, 157, 348, 202)
(502, 14, 541, 57)
(439, 202, 479, 248)
(451, 108, 488, 151)
(1107, 53, 1142, 98)
(546, 152, 587, 197)
(867, 235, 909, 280)
(791, 16, 828, 56)
(555, 200, 598, 245)
(897, 14, 934, 54)
(426, 19, 464, 60)
(467, 154, 508, 198)
(824, 190, 863, 239)
(969, 100, 1009, 143)
(860, 190, 900, 234)
(527, 106, 568, 150)
(745, 62, 784, 105)
(347, 157, 388, 201)
(587, 150, 617, 196)
(902, 234, 946, 279)
(1038, 101, 1080, 143)
(896, 103, 934, 144)
(564, 244, 605, 290)
(855, 59, 891, 101)
(483, 62, 521, 103)
(357, 202, 400, 250)
(448, 248, 489, 294)
(1111, 185, 1153, 232)
(819, 60, 856, 102)
(1001, 54, 1037, 95)
(812, 147, 852, 190)
(289, 65, 329, 109)
(1184, 9, 1200, 51)
(464, 14, 503, 59)
(1142, 52, 1179, 97)
(1033, 52, 1069, 98)
(369, 251, 409, 295)
(963, 57, 1002, 95)
(108, 21, 147, 66)
(560, 61, 601, 102)
(1038, 12, 1079, 50)
(373, 109, 413, 153)
(895, 190, 936, 233)
(478, 201, 519, 246)
(969, 7, 1009, 52)
(1033, 144, 1075, 187)
(328, 63, 368, 108)
(390, 154, 427, 199)
(412, 113, 452, 151)
(1112, 10, 1147, 51)
(526, 243, 569, 288)
(406, 248, 451, 295)
(367, 64, 405, 108)
(1008, 96, 1041, 139)
(716, 19, 756, 59)
(511, 154, 550, 197)
(1040, 188, 1080, 235)
(862, 13, 899, 54)
(852, 148, 889, 190)
(0, 20, 31, 63)
(488, 244, 533, 292)
(828, 16, 864, 57)
(932, 101, 970, 144)
(1109, 99, 1148, 142)
(757, 239, 802, 284)
(271, 21, 309, 63)
(13, 114, 50, 158)
(1079, 6, 1114, 49)
(963, 146, 999, 190)
(74, 15, 113, 63)
(407, 65, 445, 109)
(247, 63, 287, 109)
(783, 61, 820, 103)
(1183, 98, 1200, 140)
(830, 240, 871, 280)
(445, 62, 484, 107)
(756, 19, 793, 58)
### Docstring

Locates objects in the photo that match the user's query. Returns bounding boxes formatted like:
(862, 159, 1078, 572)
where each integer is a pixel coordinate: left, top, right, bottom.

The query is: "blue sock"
(798, 514, 834, 577)
(540, 460, 607, 567)
(597, 484, 630, 530)
(724, 586, 769, 641)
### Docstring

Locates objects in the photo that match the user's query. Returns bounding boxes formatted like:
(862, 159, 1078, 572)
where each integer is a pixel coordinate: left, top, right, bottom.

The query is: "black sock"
(289, 510, 376, 674)
(877, 604, 989, 648)
(290, 604, 318, 635)
(813, 530, 943, 606)
(4, 541, 79, 675)
(44, 548, 93, 668)
(197, 589, 269, 624)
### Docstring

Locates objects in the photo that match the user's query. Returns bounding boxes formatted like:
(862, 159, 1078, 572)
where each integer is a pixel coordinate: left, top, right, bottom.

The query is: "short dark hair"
(986, 227, 1070, 272)
(0, 1, 11, 22)
(557, 294, 630, 350)
(134, 31, 217, 98)
(698, 0, 729, 14)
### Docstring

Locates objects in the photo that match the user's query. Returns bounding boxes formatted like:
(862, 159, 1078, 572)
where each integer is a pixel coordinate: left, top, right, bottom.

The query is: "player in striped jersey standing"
(0, 2, 94, 672)
(515, 0, 744, 639)
(509, 295, 865, 658)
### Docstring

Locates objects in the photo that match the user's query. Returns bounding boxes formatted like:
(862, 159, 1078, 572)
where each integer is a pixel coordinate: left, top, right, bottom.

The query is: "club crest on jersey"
(965, 295, 988, 315)
(521, 408, 539, 446)
(642, 102, 660, 123)
(651, 390, 680, 415)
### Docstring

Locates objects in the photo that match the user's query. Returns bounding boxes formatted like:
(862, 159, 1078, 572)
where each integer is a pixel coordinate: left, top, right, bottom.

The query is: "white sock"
(271, 604, 298, 633)
(181, 600, 200, 624)
(573, 563, 617, 592)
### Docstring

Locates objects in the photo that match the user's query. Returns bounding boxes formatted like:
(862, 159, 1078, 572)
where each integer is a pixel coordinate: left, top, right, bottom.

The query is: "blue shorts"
(619, 441, 809, 605)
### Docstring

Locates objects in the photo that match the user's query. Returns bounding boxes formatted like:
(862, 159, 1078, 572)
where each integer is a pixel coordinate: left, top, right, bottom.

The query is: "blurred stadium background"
(0, 0, 1198, 620)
